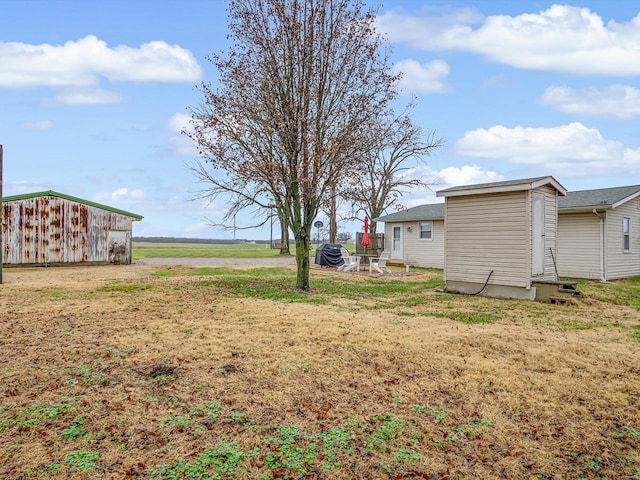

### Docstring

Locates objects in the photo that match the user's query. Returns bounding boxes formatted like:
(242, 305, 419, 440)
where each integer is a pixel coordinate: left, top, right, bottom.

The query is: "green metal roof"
(2, 190, 143, 220)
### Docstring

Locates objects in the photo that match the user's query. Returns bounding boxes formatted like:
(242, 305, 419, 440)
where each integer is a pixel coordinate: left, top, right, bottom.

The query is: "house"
(437, 176, 567, 300)
(376, 182, 640, 284)
(557, 185, 640, 281)
(374, 203, 445, 268)
(2, 190, 143, 266)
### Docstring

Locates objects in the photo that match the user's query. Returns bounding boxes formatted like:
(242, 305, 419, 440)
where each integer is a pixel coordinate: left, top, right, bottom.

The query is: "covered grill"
(314, 243, 344, 267)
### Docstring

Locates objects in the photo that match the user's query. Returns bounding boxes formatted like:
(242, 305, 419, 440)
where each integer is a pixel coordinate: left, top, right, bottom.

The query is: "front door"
(391, 224, 403, 260)
(532, 192, 545, 275)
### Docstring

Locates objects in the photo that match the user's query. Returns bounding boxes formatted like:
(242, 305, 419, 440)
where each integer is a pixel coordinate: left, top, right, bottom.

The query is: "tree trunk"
(370, 209, 382, 234)
(279, 213, 290, 255)
(294, 226, 311, 290)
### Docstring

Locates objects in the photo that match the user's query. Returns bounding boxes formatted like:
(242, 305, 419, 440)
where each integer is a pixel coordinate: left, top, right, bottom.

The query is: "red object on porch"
(362, 216, 370, 247)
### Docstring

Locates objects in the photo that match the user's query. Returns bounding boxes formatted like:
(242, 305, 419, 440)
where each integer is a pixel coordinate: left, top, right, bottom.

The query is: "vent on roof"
(600, 200, 608, 204)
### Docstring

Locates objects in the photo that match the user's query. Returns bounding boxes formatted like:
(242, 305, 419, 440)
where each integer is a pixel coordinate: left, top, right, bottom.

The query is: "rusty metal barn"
(2, 191, 143, 266)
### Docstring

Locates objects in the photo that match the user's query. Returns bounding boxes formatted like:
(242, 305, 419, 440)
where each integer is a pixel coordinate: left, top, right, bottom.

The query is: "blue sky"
(2, 1, 639, 240)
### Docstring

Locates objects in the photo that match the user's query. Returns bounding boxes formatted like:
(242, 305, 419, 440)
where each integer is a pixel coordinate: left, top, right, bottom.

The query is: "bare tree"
(187, 0, 398, 290)
(346, 105, 444, 234)
(189, 164, 291, 252)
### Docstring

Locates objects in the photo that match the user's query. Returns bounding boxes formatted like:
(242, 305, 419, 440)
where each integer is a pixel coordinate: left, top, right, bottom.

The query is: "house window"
(623, 217, 631, 252)
(419, 222, 433, 240)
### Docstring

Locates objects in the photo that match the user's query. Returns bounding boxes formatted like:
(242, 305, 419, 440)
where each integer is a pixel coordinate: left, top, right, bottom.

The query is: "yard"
(0, 260, 639, 479)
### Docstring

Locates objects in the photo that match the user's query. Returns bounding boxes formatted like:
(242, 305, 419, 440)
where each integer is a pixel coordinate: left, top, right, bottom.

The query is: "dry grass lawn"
(0, 264, 639, 479)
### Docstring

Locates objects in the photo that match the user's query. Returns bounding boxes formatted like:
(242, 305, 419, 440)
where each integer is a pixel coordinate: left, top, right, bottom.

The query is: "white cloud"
(435, 165, 503, 187)
(0, 35, 202, 89)
(390, 164, 503, 207)
(540, 85, 640, 119)
(183, 221, 217, 236)
(169, 113, 192, 133)
(376, 6, 484, 42)
(5, 180, 49, 195)
(90, 175, 121, 185)
(93, 187, 146, 206)
(51, 88, 124, 105)
(454, 122, 640, 176)
(21, 120, 54, 130)
(393, 59, 450, 94)
(167, 112, 197, 156)
(481, 75, 516, 90)
(377, 5, 640, 76)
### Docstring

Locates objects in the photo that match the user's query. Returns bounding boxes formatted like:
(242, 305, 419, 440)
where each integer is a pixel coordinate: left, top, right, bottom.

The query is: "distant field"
(132, 241, 355, 259)
(133, 241, 284, 259)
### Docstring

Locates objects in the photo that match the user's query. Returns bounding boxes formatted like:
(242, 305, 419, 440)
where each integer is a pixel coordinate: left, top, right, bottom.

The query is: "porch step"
(549, 296, 571, 306)
(558, 283, 583, 296)
(532, 280, 584, 302)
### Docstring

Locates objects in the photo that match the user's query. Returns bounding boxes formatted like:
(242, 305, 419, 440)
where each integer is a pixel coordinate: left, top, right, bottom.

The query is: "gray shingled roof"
(436, 176, 548, 194)
(375, 203, 444, 222)
(559, 185, 640, 210)
(375, 184, 640, 223)
(437, 176, 567, 196)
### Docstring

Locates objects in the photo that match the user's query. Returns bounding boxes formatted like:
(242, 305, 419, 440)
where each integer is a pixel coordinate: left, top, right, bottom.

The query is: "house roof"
(2, 190, 144, 220)
(375, 203, 445, 223)
(376, 183, 640, 224)
(558, 185, 640, 212)
(436, 176, 567, 197)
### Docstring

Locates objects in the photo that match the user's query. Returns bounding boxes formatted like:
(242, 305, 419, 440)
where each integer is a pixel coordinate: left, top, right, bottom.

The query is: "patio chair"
(338, 247, 360, 272)
(370, 251, 392, 274)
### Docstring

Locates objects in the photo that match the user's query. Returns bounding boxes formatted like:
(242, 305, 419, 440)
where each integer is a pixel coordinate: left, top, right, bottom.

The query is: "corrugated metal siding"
(3, 196, 134, 265)
(386, 220, 445, 268)
(557, 212, 601, 279)
(445, 191, 529, 287)
(605, 198, 640, 279)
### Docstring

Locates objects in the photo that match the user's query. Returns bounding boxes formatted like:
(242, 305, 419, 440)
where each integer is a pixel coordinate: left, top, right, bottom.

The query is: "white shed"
(437, 176, 567, 300)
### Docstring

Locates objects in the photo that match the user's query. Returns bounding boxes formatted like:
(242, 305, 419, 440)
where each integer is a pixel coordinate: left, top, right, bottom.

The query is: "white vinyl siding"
(419, 222, 433, 240)
(606, 202, 640, 279)
(444, 191, 529, 288)
(384, 220, 444, 268)
(557, 213, 601, 279)
(532, 192, 545, 275)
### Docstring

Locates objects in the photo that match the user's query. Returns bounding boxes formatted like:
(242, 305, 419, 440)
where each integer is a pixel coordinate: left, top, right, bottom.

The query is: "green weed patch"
(97, 283, 151, 293)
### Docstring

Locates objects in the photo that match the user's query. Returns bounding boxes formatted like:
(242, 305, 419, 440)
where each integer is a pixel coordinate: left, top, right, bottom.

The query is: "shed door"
(532, 192, 545, 275)
(107, 230, 130, 264)
(391, 224, 402, 259)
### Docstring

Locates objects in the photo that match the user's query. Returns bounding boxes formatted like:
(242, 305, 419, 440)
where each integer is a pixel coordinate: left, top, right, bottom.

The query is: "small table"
(352, 253, 377, 266)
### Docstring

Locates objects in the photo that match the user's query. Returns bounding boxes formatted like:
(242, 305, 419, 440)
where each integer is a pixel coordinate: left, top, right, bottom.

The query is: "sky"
(2, 0, 639, 240)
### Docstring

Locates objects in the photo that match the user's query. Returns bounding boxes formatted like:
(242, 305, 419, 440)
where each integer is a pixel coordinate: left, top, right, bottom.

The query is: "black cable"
(470, 270, 494, 296)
